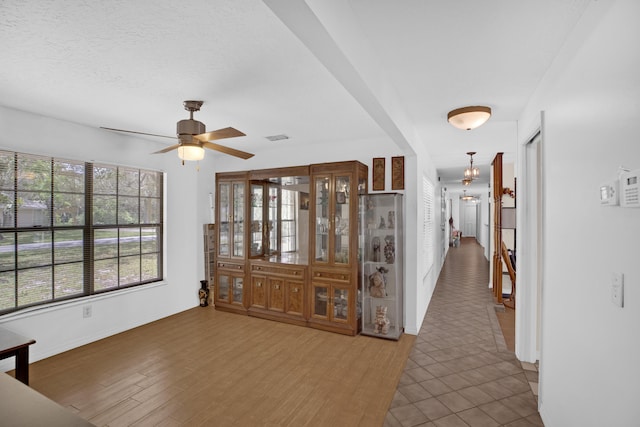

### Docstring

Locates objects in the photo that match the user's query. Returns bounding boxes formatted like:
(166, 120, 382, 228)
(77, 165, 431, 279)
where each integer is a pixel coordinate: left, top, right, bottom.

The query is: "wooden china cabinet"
(308, 161, 368, 335)
(214, 171, 248, 314)
(213, 161, 368, 335)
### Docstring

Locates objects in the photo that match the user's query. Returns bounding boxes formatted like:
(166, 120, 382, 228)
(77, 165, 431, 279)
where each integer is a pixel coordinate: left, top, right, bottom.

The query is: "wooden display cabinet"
(214, 161, 368, 335)
(309, 161, 368, 335)
(215, 172, 248, 313)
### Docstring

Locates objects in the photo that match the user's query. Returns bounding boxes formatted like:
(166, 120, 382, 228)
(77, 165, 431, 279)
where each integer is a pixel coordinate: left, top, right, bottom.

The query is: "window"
(0, 151, 163, 314)
(280, 189, 297, 253)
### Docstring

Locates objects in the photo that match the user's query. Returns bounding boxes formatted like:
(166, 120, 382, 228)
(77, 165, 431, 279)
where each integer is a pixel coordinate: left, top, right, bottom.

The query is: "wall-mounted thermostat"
(600, 180, 619, 206)
(621, 169, 640, 208)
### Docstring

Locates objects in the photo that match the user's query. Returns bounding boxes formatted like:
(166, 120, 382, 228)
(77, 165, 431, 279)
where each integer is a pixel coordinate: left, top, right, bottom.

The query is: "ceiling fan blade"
(203, 142, 254, 159)
(152, 144, 181, 154)
(101, 127, 177, 140)
(193, 127, 246, 143)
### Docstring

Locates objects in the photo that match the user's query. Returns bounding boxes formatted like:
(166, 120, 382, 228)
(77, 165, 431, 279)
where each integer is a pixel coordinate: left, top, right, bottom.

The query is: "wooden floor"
(27, 308, 415, 426)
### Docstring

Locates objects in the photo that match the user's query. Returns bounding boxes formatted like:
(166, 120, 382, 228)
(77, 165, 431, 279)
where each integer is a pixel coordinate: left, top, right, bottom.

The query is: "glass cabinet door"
(218, 274, 229, 302)
(312, 284, 329, 318)
(250, 183, 264, 257)
(232, 182, 245, 257)
(232, 276, 243, 304)
(334, 175, 350, 265)
(314, 176, 330, 263)
(267, 186, 278, 256)
(218, 183, 230, 257)
(332, 286, 350, 321)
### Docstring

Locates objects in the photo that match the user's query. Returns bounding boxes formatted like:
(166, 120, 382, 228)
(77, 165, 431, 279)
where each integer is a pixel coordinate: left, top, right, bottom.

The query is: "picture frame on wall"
(373, 157, 385, 191)
(391, 156, 405, 190)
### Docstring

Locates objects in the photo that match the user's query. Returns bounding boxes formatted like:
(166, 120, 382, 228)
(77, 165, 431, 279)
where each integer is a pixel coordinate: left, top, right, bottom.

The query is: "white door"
(463, 203, 477, 237)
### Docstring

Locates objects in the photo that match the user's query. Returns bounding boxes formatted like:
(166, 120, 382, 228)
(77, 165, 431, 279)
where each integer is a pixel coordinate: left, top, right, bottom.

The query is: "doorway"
(461, 202, 478, 238)
(517, 129, 543, 364)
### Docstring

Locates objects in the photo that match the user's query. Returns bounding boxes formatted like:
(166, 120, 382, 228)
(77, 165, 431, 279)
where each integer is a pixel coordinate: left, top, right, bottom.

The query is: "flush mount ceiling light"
(460, 190, 476, 201)
(447, 106, 492, 130)
(464, 151, 480, 181)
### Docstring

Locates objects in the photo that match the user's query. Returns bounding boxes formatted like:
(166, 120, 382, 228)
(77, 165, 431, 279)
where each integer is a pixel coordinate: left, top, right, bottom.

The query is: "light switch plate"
(611, 273, 624, 308)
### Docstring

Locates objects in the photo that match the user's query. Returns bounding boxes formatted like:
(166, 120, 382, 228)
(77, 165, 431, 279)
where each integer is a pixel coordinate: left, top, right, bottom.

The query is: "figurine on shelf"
(368, 266, 389, 298)
(387, 210, 395, 228)
(384, 235, 395, 264)
(374, 305, 390, 334)
(378, 216, 386, 229)
(372, 236, 381, 262)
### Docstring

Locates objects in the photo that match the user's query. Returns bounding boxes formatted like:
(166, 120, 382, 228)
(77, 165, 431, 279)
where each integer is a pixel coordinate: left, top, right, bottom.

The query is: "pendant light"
(464, 151, 480, 181)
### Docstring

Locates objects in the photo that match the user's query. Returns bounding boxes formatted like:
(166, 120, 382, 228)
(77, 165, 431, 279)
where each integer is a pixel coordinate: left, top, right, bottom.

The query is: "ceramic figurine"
(372, 236, 381, 262)
(384, 235, 395, 264)
(374, 305, 390, 334)
(378, 216, 386, 229)
(387, 210, 395, 228)
(368, 266, 389, 298)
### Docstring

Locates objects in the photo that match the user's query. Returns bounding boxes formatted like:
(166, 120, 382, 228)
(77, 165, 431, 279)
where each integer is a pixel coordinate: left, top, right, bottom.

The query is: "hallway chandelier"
(447, 106, 491, 130)
(464, 151, 480, 181)
(460, 190, 476, 201)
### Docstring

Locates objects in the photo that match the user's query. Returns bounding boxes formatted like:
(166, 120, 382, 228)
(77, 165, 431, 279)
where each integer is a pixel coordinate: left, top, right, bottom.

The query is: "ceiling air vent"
(265, 134, 290, 142)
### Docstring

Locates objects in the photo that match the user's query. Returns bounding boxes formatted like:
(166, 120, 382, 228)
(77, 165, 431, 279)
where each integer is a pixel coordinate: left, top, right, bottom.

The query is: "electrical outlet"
(611, 273, 624, 308)
(83, 305, 92, 318)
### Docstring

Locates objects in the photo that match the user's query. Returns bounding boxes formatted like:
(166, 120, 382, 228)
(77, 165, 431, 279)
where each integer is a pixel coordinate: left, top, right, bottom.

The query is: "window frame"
(0, 151, 164, 315)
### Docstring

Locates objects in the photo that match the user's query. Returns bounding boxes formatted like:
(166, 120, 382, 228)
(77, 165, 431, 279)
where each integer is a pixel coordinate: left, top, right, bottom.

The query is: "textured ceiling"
(0, 0, 590, 187)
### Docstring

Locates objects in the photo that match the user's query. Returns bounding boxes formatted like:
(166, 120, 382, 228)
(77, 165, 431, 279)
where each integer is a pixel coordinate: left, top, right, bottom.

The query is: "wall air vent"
(265, 134, 290, 142)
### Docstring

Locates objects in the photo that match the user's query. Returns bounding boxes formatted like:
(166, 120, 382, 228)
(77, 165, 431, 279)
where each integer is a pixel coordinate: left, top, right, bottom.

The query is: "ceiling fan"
(101, 100, 254, 162)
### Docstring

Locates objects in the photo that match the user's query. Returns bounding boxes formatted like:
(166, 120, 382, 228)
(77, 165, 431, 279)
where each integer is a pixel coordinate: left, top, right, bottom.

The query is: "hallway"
(385, 238, 542, 426)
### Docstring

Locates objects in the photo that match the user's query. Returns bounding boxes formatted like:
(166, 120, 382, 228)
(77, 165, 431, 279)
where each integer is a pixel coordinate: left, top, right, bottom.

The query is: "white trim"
(515, 122, 542, 364)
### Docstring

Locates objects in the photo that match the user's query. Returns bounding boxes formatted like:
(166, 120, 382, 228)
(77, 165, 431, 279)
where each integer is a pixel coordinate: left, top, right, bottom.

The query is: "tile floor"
(385, 238, 543, 427)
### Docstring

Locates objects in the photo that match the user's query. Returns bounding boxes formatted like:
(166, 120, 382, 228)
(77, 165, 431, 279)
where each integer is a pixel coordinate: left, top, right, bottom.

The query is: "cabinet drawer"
(217, 261, 245, 271)
(312, 270, 350, 282)
(251, 264, 305, 278)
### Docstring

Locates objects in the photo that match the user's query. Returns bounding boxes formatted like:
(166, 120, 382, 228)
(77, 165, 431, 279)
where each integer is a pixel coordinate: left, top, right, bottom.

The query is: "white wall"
(519, 1, 640, 425)
(0, 106, 211, 370)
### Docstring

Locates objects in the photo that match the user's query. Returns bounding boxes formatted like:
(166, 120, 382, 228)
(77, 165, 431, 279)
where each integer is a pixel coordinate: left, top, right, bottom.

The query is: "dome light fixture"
(460, 190, 477, 201)
(447, 106, 492, 130)
(177, 143, 205, 161)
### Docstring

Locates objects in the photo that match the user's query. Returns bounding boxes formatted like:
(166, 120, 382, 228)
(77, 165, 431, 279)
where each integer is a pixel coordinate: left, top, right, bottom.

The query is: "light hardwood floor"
(26, 308, 414, 426)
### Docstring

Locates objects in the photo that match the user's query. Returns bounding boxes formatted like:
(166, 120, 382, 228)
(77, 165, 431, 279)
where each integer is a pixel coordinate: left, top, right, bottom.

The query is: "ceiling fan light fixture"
(447, 106, 491, 130)
(178, 143, 205, 161)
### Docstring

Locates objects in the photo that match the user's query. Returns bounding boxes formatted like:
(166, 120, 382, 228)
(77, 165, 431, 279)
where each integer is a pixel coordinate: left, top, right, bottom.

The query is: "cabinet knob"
(256, 282, 262, 288)
(237, 265, 241, 269)
(341, 275, 345, 280)
(294, 271, 299, 275)
(315, 272, 320, 277)
(293, 287, 299, 293)
(257, 266, 262, 270)
(275, 284, 280, 290)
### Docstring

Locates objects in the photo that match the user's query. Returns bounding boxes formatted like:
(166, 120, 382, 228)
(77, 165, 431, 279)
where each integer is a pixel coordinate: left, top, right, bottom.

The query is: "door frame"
(516, 120, 544, 365)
